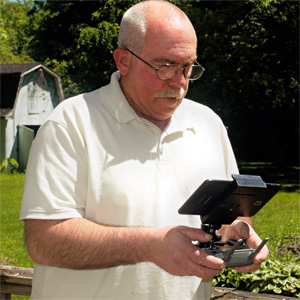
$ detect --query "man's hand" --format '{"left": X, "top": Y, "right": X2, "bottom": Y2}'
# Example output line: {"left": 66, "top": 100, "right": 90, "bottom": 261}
{"left": 218, "top": 218, "right": 269, "bottom": 273}
{"left": 149, "top": 226, "right": 226, "bottom": 278}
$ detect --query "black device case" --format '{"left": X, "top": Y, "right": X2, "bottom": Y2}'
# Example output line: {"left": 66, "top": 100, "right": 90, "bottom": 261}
{"left": 178, "top": 174, "right": 281, "bottom": 224}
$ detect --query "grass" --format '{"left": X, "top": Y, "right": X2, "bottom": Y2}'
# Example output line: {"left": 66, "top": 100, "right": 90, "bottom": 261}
{"left": 0, "top": 162, "right": 299, "bottom": 299}
{"left": 252, "top": 191, "right": 299, "bottom": 260}
{"left": 238, "top": 162, "right": 300, "bottom": 261}
{"left": 0, "top": 172, "right": 30, "bottom": 300}
{"left": 0, "top": 172, "right": 32, "bottom": 268}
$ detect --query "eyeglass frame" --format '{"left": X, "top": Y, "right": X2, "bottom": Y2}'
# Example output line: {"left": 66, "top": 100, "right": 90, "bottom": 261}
{"left": 126, "top": 48, "right": 205, "bottom": 81}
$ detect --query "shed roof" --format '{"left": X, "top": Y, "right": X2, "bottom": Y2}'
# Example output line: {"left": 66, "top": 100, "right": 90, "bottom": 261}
{"left": 0, "top": 62, "right": 41, "bottom": 74}
{"left": 0, "top": 63, "right": 64, "bottom": 118}
{"left": 0, "top": 63, "right": 42, "bottom": 110}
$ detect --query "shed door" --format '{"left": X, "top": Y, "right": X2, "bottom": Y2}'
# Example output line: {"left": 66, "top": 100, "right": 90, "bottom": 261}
{"left": 18, "top": 125, "right": 37, "bottom": 170}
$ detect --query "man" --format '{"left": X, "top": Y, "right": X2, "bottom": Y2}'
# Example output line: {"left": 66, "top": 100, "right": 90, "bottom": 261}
{"left": 20, "top": 1, "right": 268, "bottom": 299}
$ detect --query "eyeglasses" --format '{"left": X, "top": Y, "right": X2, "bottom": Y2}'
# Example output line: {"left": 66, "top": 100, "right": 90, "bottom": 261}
{"left": 126, "top": 49, "right": 205, "bottom": 81}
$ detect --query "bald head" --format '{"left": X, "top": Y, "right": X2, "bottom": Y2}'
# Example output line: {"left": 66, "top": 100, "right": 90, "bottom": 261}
{"left": 118, "top": 0, "right": 197, "bottom": 53}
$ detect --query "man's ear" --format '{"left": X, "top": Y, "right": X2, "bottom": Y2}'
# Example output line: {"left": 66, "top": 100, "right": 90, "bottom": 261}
{"left": 113, "top": 48, "right": 131, "bottom": 76}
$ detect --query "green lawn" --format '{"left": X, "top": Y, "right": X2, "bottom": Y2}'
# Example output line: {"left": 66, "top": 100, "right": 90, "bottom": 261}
{"left": 0, "top": 172, "right": 32, "bottom": 268}
{"left": 238, "top": 162, "right": 300, "bottom": 261}
{"left": 252, "top": 191, "right": 299, "bottom": 260}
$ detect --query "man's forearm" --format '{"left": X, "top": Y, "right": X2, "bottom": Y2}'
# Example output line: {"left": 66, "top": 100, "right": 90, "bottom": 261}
{"left": 25, "top": 218, "right": 156, "bottom": 269}
{"left": 25, "top": 218, "right": 227, "bottom": 279}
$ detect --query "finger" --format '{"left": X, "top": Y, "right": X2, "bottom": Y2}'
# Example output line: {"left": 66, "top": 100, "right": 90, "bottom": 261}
{"left": 245, "top": 233, "right": 269, "bottom": 264}
{"left": 222, "top": 220, "right": 251, "bottom": 242}
{"left": 182, "top": 227, "right": 213, "bottom": 243}
{"left": 252, "top": 244, "right": 269, "bottom": 264}
{"left": 233, "top": 263, "right": 261, "bottom": 273}
{"left": 185, "top": 258, "right": 224, "bottom": 278}
{"left": 189, "top": 247, "right": 226, "bottom": 270}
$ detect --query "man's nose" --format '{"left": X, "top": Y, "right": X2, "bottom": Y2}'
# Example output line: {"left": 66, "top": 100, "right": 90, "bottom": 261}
{"left": 168, "top": 69, "right": 188, "bottom": 88}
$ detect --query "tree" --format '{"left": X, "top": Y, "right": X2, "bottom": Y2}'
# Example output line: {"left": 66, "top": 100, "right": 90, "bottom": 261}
{"left": 0, "top": 0, "right": 34, "bottom": 63}
{"left": 23, "top": 0, "right": 299, "bottom": 163}
{"left": 28, "top": 0, "right": 138, "bottom": 98}
{"left": 180, "top": 0, "right": 299, "bottom": 163}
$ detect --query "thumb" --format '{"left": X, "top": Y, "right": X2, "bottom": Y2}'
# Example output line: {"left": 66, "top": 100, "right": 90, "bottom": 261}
{"left": 234, "top": 220, "right": 251, "bottom": 239}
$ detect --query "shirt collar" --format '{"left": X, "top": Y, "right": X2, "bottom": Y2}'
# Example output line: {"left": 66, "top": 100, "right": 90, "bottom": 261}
{"left": 101, "top": 71, "right": 201, "bottom": 133}
{"left": 166, "top": 98, "right": 202, "bottom": 134}
{"left": 101, "top": 72, "right": 137, "bottom": 124}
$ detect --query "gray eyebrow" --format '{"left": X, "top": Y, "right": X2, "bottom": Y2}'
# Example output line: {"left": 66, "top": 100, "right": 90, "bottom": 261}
{"left": 152, "top": 56, "right": 198, "bottom": 66}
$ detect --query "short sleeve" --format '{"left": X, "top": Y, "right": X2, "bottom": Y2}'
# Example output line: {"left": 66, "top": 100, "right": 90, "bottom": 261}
{"left": 20, "top": 119, "right": 88, "bottom": 221}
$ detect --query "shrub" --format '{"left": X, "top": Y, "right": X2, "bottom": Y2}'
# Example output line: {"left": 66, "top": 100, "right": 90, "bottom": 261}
{"left": 213, "top": 260, "right": 300, "bottom": 298}
{"left": 0, "top": 158, "right": 19, "bottom": 173}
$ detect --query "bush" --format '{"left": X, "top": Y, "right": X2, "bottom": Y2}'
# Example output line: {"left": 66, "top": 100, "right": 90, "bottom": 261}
{"left": 0, "top": 158, "right": 19, "bottom": 174}
{"left": 213, "top": 259, "right": 300, "bottom": 298}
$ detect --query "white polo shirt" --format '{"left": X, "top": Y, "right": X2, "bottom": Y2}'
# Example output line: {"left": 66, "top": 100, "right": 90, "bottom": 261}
{"left": 20, "top": 71, "right": 238, "bottom": 299}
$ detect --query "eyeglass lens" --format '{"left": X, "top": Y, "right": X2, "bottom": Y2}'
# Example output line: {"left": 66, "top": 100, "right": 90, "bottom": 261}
{"left": 157, "top": 65, "right": 204, "bottom": 81}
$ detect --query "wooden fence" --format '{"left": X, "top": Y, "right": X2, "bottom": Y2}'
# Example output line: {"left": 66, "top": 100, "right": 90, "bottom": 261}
{"left": 0, "top": 266, "right": 32, "bottom": 299}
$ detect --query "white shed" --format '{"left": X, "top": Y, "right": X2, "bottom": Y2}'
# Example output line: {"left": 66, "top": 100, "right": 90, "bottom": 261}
{"left": 0, "top": 63, "right": 64, "bottom": 170}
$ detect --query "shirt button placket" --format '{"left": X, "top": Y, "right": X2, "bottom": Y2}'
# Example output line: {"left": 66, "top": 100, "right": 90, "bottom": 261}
{"left": 158, "top": 133, "right": 170, "bottom": 164}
